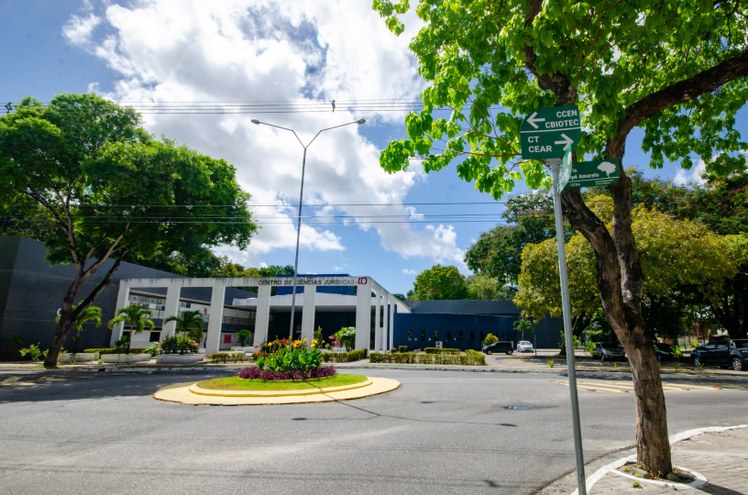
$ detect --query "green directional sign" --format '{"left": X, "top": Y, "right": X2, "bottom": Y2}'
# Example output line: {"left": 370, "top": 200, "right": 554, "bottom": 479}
{"left": 564, "top": 159, "right": 621, "bottom": 189}
{"left": 520, "top": 105, "right": 582, "bottom": 159}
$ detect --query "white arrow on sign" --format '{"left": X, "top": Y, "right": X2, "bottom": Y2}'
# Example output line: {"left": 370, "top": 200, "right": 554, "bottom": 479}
{"left": 554, "top": 133, "right": 574, "bottom": 150}
{"left": 526, "top": 111, "right": 546, "bottom": 129}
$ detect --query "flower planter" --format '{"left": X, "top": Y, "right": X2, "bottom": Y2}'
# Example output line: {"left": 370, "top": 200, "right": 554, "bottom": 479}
{"left": 100, "top": 353, "right": 152, "bottom": 364}
{"left": 156, "top": 353, "right": 204, "bottom": 364}
{"left": 57, "top": 352, "right": 98, "bottom": 363}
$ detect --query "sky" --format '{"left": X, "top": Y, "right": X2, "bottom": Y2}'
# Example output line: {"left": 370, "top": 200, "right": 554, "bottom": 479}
{"left": 1, "top": 0, "right": 746, "bottom": 296}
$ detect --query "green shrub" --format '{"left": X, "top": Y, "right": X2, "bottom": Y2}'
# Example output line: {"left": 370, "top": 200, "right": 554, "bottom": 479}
{"left": 255, "top": 338, "right": 326, "bottom": 373}
{"left": 84, "top": 347, "right": 116, "bottom": 354}
{"left": 424, "top": 347, "right": 460, "bottom": 354}
{"left": 483, "top": 333, "right": 499, "bottom": 346}
{"left": 369, "top": 350, "right": 484, "bottom": 366}
{"left": 19, "top": 343, "right": 48, "bottom": 363}
{"left": 322, "top": 348, "right": 367, "bottom": 363}
{"left": 160, "top": 336, "right": 199, "bottom": 354}
{"left": 208, "top": 352, "right": 245, "bottom": 363}
{"left": 398, "top": 345, "right": 409, "bottom": 353}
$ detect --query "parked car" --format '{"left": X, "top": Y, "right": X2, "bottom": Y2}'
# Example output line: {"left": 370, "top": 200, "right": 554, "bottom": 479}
{"left": 591, "top": 342, "right": 626, "bottom": 361}
{"left": 482, "top": 341, "right": 514, "bottom": 355}
{"left": 516, "top": 340, "right": 534, "bottom": 353}
{"left": 691, "top": 338, "right": 748, "bottom": 371}
{"left": 654, "top": 342, "right": 675, "bottom": 362}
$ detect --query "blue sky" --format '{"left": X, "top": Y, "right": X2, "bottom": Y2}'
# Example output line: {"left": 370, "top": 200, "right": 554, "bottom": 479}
{"left": 2, "top": 1, "right": 746, "bottom": 296}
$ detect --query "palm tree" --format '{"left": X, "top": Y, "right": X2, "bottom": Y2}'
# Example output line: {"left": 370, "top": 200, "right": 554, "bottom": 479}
{"left": 164, "top": 310, "right": 205, "bottom": 347}
{"left": 56, "top": 303, "right": 102, "bottom": 353}
{"left": 107, "top": 305, "right": 155, "bottom": 354}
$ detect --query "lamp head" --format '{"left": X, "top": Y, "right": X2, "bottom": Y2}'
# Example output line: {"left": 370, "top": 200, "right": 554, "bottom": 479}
{"left": 356, "top": 119, "right": 366, "bottom": 124}
{"left": 251, "top": 119, "right": 260, "bottom": 125}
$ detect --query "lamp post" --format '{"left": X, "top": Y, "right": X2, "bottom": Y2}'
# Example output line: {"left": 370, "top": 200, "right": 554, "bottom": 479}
{"left": 250, "top": 118, "right": 366, "bottom": 342}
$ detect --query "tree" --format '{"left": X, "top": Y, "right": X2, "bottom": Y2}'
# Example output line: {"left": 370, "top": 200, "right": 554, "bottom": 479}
{"left": 0, "top": 94, "right": 256, "bottom": 369}
{"left": 107, "top": 305, "right": 155, "bottom": 355}
{"left": 164, "top": 310, "right": 206, "bottom": 346}
{"left": 515, "top": 204, "right": 738, "bottom": 338}
{"left": 374, "top": 0, "right": 748, "bottom": 475}
{"left": 412, "top": 264, "right": 469, "bottom": 300}
{"left": 56, "top": 303, "right": 103, "bottom": 354}
{"left": 513, "top": 318, "right": 534, "bottom": 341}
{"left": 465, "top": 192, "right": 557, "bottom": 290}
{"left": 465, "top": 274, "right": 509, "bottom": 300}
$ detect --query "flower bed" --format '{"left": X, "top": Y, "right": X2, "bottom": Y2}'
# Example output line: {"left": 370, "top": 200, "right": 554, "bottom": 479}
{"left": 240, "top": 338, "right": 336, "bottom": 381}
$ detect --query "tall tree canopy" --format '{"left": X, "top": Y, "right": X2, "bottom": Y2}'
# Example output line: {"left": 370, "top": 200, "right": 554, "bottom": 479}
{"left": 374, "top": 0, "right": 748, "bottom": 476}
{"left": 0, "top": 93, "right": 256, "bottom": 368}
{"left": 412, "top": 264, "right": 469, "bottom": 300}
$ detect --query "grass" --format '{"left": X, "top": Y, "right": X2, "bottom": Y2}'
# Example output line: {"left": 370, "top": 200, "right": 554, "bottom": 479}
{"left": 197, "top": 373, "right": 368, "bottom": 391}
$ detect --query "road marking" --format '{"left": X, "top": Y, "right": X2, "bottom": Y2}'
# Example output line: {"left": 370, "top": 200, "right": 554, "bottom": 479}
{"left": 553, "top": 379, "right": 723, "bottom": 394}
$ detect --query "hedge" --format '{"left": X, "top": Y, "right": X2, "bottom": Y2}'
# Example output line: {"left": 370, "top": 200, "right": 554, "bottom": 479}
{"left": 207, "top": 352, "right": 246, "bottom": 363}
{"left": 370, "top": 349, "right": 485, "bottom": 366}
{"left": 423, "top": 347, "right": 461, "bottom": 354}
{"left": 84, "top": 347, "right": 149, "bottom": 354}
{"left": 322, "top": 349, "right": 368, "bottom": 363}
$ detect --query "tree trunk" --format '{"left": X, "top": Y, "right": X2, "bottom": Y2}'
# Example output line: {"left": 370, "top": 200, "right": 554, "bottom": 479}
{"left": 562, "top": 175, "right": 673, "bottom": 476}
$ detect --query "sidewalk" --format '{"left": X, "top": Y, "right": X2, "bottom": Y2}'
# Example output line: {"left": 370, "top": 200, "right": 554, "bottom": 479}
{"left": 537, "top": 425, "right": 748, "bottom": 495}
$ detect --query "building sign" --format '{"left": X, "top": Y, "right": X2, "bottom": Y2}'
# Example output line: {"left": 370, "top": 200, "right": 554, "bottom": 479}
{"left": 256, "top": 276, "right": 368, "bottom": 287}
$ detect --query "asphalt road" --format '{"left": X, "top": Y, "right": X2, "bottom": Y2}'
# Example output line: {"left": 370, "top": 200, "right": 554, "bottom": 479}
{"left": 0, "top": 367, "right": 746, "bottom": 495}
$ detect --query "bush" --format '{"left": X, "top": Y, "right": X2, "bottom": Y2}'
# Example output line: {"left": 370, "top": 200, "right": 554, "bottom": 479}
{"left": 398, "top": 345, "right": 409, "bottom": 353}
{"left": 208, "top": 352, "right": 245, "bottom": 363}
{"left": 160, "top": 336, "right": 199, "bottom": 354}
{"left": 322, "top": 349, "right": 368, "bottom": 363}
{"left": 237, "top": 365, "right": 337, "bottom": 381}
{"left": 424, "top": 347, "right": 460, "bottom": 354}
{"left": 84, "top": 347, "right": 116, "bottom": 354}
{"left": 369, "top": 350, "right": 485, "bottom": 366}
{"left": 255, "top": 338, "right": 325, "bottom": 373}
{"left": 483, "top": 333, "right": 499, "bottom": 346}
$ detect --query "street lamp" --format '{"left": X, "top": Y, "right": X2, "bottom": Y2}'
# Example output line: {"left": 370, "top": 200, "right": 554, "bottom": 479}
{"left": 250, "top": 117, "right": 366, "bottom": 342}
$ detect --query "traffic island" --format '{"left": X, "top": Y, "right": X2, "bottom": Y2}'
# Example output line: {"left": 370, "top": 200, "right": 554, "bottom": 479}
{"left": 153, "top": 376, "right": 400, "bottom": 406}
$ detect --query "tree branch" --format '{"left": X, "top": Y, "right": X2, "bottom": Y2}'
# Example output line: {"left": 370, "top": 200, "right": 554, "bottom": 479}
{"left": 608, "top": 47, "right": 748, "bottom": 156}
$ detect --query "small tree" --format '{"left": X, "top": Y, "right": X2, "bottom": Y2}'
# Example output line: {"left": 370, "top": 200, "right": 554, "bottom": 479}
{"left": 513, "top": 318, "right": 534, "bottom": 341}
{"left": 164, "top": 310, "right": 205, "bottom": 347}
{"left": 107, "top": 305, "right": 155, "bottom": 354}
{"left": 56, "top": 303, "right": 102, "bottom": 353}
{"left": 334, "top": 327, "right": 356, "bottom": 352}
{"left": 236, "top": 329, "right": 252, "bottom": 347}
{"left": 482, "top": 333, "right": 499, "bottom": 347}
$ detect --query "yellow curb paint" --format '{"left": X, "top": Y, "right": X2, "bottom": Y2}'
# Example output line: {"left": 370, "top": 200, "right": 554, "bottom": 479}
{"left": 188, "top": 379, "right": 374, "bottom": 398}
{"left": 153, "top": 377, "right": 400, "bottom": 406}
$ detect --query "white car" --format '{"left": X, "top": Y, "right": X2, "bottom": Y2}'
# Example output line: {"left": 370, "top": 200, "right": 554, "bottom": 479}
{"left": 516, "top": 341, "right": 534, "bottom": 353}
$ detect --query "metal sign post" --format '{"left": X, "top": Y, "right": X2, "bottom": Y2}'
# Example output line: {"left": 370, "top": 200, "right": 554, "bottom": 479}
{"left": 550, "top": 153, "right": 587, "bottom": 495}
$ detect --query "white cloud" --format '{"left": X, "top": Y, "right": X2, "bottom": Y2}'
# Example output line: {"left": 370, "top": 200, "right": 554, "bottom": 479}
{"left": 62, "top": 13, "right": 101, "bottom": 46}
{"left": 673, "top": 159, "right": 707, "bottom": 186}
{"left": 71, "top": 0, "right": 464, "bottom": 270}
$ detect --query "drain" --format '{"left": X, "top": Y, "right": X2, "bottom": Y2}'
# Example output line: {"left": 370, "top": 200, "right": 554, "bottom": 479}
{"left": 504, "top": 405, "right": 529, "bottom": 411}
{"left": 291, "top": 417, "right": 308, "bottom": 421}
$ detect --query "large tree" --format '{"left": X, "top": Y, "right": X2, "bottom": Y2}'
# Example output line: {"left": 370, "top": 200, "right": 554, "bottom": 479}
{"left": 374, "top": 0, "right": 748, "bottom": 476}
{"left": 0, "top": 94, "right": 256, "bottom": 368}
{"left": 516, "top": 203, "right": 738, "bottom": 338}
{"left": 412, "top": 264, "right": 469, "bottom": 300}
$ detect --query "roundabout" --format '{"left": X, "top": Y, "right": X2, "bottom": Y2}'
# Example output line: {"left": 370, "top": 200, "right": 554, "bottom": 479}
{"left": 153, "top": 376, "right": 400, "bottom": 405}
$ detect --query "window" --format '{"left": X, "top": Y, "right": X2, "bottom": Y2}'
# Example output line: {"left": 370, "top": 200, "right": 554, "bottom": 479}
{"left": 420, "top": 330, "right": 426, "bottom": 342}
{"left": 434, "top": 330, "right": 440, "bottom": 341}
{"left": 407, "top": 330, "right": 413, "bottom": 342}
{"left": 446, "top": 331, "right": 453, "bottom": 341}
{"left": 149, "top": 331, "right": 160, "bottom": 343}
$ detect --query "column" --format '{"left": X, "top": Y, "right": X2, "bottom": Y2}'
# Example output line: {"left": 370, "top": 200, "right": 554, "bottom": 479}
{"left": 301, "top": 286, "right": 316, "bottom": 343}
{"left": 374, "top": 291, "right": 383, "bottom": 351}
{"left": 160, "top": 282, "right": 181, "bottom": 339}
{"left": 110, "top": 281, "right": 131, "bottom": 346}
{"left": 253, "top": 284, "right": 271, "bottom": 346}
{"left": 355, "top": 280, "right": 371, "bottom": 351}
{"left": 205, "top": 282, "right": 226, "bottom": 355}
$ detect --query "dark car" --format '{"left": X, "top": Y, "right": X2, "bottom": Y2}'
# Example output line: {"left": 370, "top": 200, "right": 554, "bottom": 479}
{"left": 691, "top": 338, "right": 748, "bottom": 371}
{"left": 482, "top": 341, "right": 514, "bottom": 355}
{"left": 592, "top": 342, "right": 626, "bottom": 361}
{"left": 654, "top": 342, "right": 675, "bottom": 362}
